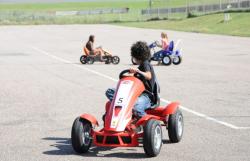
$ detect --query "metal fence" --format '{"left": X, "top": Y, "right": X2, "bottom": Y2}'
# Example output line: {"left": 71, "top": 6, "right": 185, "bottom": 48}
{"left": 0, "top": 0, "right": 250, "bottom": 25}
{"left": 56, "top": 8, "right": 129, "bottom": 16}
{"left": 142, "top": 0, "right": 250, "bottom": 16}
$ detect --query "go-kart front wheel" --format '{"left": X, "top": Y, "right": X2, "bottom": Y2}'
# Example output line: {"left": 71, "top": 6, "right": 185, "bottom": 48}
{"left": 162, "top": 55, "right": 172, "bottom": 65}
{"left": 143, "top": 119, "right": 162, "bottom": 157}
{"left": 80, "top": 55, "right": 87, "bottom": 64}
{"left": 71, "top": 117, "right": 92, "bottom": 153}
{"left": 168, "top": 109, "right": 184, "bottom": 143}
{"left": 172, "top": 56, "right": 182, "bottom": 65}
{"left": 86, "top": 57, "right": 94, "bottom": 64}
{"left": 112, "top": 56, "right": 120, "bottom": 64}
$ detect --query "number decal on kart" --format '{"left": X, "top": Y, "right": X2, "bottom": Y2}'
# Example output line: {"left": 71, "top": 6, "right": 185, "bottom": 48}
{"left": 117, "top": 98, "right": 123, "bottom": 104}
{"left": 114, "top": 80, "right": 133, "bottom": 107}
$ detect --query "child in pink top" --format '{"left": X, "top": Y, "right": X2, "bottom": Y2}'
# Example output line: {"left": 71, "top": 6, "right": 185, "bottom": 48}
{"left": 152, "top": 32, "right": 169, "bottom": 65}
{"left": 157, "top": 32, "right": 169, "bottom": 50}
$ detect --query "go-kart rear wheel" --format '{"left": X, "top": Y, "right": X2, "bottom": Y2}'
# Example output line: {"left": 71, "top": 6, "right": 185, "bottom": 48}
{"left": 86, "top": 57, "right": 94, "bottom": 64}
{"left": 80, "top": 55, "right": 87, "bottom": 64}
{"left": 71, "top": 117, "right": 92, "bottom": 153}
{"left": 162, "top": 55, "right": 172, "bottom": 65}
{"left": 112, "top": 56, "right": 120, "bottom": 64}
{"left": 168, "top": 109, "right": 184, "bottom": 143}
{"left": 172, "top": 56, "right": 182, "bottom": 65}
{"left": 143, "top": 119, "right": 162, "bottom": 157}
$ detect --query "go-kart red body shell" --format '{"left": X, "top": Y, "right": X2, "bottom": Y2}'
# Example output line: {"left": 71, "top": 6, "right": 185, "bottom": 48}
{"left": 80, "top": 76, "right": 179, "bottom": 147}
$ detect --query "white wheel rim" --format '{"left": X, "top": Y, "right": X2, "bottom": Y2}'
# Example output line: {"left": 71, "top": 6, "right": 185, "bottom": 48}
{"left": 82, "top": 125, "right": 91, "bottom": 145}
{"left": 154, "top": 125, "right": 162, "bottom": 150}
{"left": 113, "top": 57, "right": 119, "bottom": 63}
{"left": 163, "top": 57, "right": 170, "bottom": 64}
{"left": 177, "top": 115, "right": 183, "bottom": 137}
{"left": 173, "top": 57, "right": 179, "bottom": 63}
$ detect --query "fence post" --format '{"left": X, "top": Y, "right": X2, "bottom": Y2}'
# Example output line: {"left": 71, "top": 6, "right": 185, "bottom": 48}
{"left": 137, "top": 9, "right": 140, "bottom": 22}
{"left": 203, "top": 1, "right": 206, "bottom": 15}
{"left": 167, "top": 8, "right": 169, "bottom": 19}
{"left": 186, "top": 0, "right": 189, "bottom": 17}
{"left": 157, "top": 8, "right": 159, "bottom": 18}
{"left": 224, "top": 5, "right": 232, "bottom": 22}
{"left": 220, "top": 0, "right": 222, "bottom": 11}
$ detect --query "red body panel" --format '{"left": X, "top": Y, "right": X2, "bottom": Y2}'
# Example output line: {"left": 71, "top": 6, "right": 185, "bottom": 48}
{"left": 136, "top": 114, "right": 162, "bottom": 126}
{"left": 105, "top": 101, "right": 111, "bottom": 112}
{"left": 104, "top": 76, "right": 145, "bottom": 132}
{"left": 80, "top": 113, "right": 99, "bottom": 126}
{"left": 146, "top": 102, "right": 179, "bottom": 116}
{"left": 93, "top": 129, "right": 139, "bottom": 147}
{"left": 162, "top": 102, "right": 179, "bottom": 115}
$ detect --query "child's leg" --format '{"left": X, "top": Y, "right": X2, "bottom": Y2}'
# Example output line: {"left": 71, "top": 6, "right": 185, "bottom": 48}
{"left": 103, "top": 88, "right": 115, "bottom": 124}
{"left": 105, "top": 88, "right": 115, "bottom": 101}
{"left": 134, "top": 94, "right": 151, "bottom": 117}
{"left": 102, "top": 48, "right": 112, "bottom": 56}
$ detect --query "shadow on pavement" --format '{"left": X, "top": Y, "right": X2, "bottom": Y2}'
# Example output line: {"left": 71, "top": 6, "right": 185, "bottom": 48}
{"left": 42, "top": 137, "right": 147, "bottom": 159}
{"left": 43, "top": 137, "right": 74, "bottom": 155}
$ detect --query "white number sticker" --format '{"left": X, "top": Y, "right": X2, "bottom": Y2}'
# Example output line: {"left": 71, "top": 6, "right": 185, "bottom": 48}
{"left": 114, "top": 80, "right": 133, "bottom": 106}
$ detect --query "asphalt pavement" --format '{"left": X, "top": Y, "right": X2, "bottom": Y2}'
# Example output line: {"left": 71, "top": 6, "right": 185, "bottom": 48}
{"left": 0, "top": 25, "right": 250, "bottom": 161}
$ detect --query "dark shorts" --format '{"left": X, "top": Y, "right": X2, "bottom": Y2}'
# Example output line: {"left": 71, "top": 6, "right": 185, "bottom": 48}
{"left": 89, "top": 51, "right": 95, "bottom": 55}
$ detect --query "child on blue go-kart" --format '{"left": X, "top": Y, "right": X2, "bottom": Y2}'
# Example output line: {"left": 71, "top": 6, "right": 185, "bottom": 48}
{"left": 153, "top": 32, "right": 182, "bottom": 65}
{"left": 106, "top": 41, "right": 160, "bottom": 117}
{"left": 132, "top": 32, "right": 182, "bottom": 66}
{"left": 155, "top": 32, "right": 169, "bottom": 57}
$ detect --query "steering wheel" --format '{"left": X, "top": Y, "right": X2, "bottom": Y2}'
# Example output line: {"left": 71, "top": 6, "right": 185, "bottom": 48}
{"left": 119, "top": 69, "right": 147, "bottom": 85}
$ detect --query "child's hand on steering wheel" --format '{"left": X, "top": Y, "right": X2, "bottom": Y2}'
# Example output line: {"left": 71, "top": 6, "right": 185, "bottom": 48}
{"left": 129, "top": 67, "right": 139, "bottom": 74}
{"left": 155, "top": 40, "right": 160, "bottom": 46}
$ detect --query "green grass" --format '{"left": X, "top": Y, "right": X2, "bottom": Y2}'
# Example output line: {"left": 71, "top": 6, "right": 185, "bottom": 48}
{"left": 0, "top": 2, "right": 146, "bottom": 11}
{"left": 0, "top": 0, "right": 225, "bottom": 11}
{"left": 114, "top": 12, "right": 250, "bottom": 37}
{"left": 0, "top": 1, "right": 249, "bottom": 37}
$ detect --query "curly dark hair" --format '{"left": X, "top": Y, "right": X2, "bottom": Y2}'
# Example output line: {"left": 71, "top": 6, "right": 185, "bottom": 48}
{"left": 131, "top": 41, "right": 151, "bottom": 62}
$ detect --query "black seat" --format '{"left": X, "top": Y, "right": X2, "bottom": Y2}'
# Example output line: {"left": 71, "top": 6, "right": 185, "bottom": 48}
{"left": 144, "top": 80, "right": 160, "bottom": 109}
{"left": 151, "top": 80, "right": 160, "bottom": 108}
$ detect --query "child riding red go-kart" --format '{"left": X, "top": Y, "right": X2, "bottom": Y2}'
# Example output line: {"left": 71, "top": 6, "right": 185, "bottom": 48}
{"left": 71, "top": 69, "right": 184, "bottom": 157}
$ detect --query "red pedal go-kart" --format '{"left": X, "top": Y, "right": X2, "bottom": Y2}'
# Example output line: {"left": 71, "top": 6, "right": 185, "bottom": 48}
{"left": 71, "top": 70, "right": 184, "bottom": 157}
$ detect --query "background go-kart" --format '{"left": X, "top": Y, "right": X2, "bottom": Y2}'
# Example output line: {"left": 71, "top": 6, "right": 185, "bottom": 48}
{"left": 0, "top": 24, "right": 250, "bottom": 161}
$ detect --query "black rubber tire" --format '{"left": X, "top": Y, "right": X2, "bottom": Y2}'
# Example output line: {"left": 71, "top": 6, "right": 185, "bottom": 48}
{"left": 112, "top": 56, "right": 120, "bottom": 65}
{"left": 80, "top": 55, "right": 87, "bottom": 64}
{"left": 143, "top": 119, "right": 162, "bottom": 157}
{"left": 71, "top": 117, "right": 92, "bottom": 153}
{"left": 162, "top": 55, "right": 172, "bottom": 66}
{"left": 131, "top": 57, "right": 137, "bottom": 65}
{"left": 104, "top": 56, "right": 111, "bottom": 64}
{"left": 172, "top": 56, "right": 182, "bottom": 65}
{"left": 168, "top": 109, "right": 184, "bottom": 143}
{"left": 86, "top": 57, "right": 94, "bottom": 64}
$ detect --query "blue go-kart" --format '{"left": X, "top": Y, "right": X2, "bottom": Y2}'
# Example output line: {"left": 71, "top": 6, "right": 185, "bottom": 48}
{"left": 132, "top": 40, "right": 182, "bottom": 66}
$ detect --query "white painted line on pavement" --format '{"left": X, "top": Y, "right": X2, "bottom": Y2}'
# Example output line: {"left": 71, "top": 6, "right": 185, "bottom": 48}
{"left": 161, "top": 98, "right": 250, "bottom": 130}
{"left": 31, "top": 46, "right": 250, "bottom": 130}
{"left": 32, "top": 46, "right": 118, "bottom": 82}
